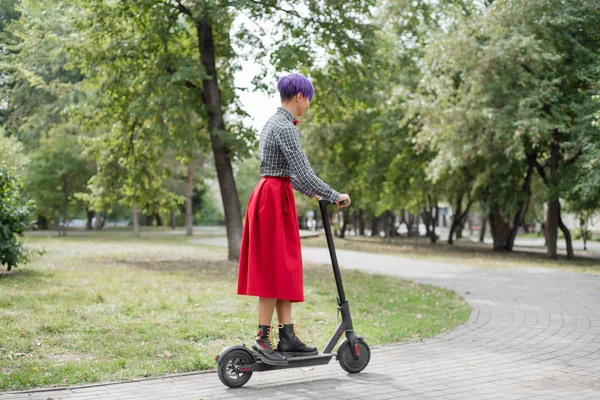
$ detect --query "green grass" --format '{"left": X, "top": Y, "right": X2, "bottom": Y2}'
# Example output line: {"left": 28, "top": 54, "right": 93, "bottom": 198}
{"left": 0, "top": 233, "right": 470, "bottom": 391}
{"left": 301, "top": 235, "right": 600, "bottom": 275}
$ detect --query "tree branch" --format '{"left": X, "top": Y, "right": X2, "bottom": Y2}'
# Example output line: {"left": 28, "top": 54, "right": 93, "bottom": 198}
{"left": 175, "top": 0, "right": 193, "bottom": 16}
{"left": 565, "top": 149, "right": 583, "bottom": 167}
{"left": 126, "top": 118, "right": 140, "bottom": 164}
{"left": 165, "top": 65, "right": 201, "bottom": 91}
{"left": 247, "top": 0, "right": 304, "bottom": 20}
{"left": 534, "top": 158, "right": 549, "bottom": 186}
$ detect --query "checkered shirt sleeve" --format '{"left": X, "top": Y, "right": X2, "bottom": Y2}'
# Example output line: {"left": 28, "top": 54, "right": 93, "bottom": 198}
{"left": 259, "top": 108, "right": 340, "bottom": 204}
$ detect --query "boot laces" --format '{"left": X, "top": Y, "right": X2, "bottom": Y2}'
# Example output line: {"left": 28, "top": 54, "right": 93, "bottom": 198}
{"left": 293, "top": 324, "right": 305, "bottom": 343}
{"left": 267, "top": 326, "right": 277, "bottom": 349}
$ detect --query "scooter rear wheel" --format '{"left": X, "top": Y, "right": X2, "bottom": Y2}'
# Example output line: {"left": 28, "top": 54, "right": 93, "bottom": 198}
{"left": 217, "top": 348, "right": 254, "bottom": 388}
{"left": 338, "top": 338, "right": 371, "bottom": 373}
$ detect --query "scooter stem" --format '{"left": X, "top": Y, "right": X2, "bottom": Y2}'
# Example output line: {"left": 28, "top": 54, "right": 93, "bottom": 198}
{"left": 318, "top": 200, "right": 347, "bottom": 303}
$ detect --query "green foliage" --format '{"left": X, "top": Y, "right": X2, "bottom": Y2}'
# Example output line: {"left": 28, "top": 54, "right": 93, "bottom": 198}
{"left": 410, "top": 0, "right": 600, "bottom": 249}
{"left": 25, "top": 128, "right": 92, "bottom": 228}
{"left": 0, "top": 168, "right": 33, "bottom": 271}
{"left": 193, "top": 190, "right": 224, "bottom": 226}
{"left": 0, "top": 128, "right": 28, "bottom": 173}
{"left": 234, "top": 156, "right": 260, "bottom": 216}
{"left": 0, "top": 134, "right": 33, "bottom": 271}
{"left": 62, "top": 0, "right": 232, "bottom": 217}
{"left": 0, "top": 0, "right": 85, "bottom": 149}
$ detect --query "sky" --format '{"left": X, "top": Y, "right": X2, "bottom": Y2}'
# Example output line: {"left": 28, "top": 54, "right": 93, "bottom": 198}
{"left": 233, "top": 61, "right": 280, "bottom": 133}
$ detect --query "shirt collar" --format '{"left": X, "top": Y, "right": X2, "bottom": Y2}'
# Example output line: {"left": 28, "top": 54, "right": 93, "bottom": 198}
{"left": 277, "top": 107, "right": 294, "bottom": 123}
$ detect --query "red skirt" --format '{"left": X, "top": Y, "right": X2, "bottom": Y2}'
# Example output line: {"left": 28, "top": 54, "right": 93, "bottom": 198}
{"left": 237, "top": 176, "right": 304, "bottom": 302}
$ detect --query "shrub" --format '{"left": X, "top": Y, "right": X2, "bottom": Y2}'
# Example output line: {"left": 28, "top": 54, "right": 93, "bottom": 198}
{"left": 0, "top": 167, "right": 33, "bottom": 271}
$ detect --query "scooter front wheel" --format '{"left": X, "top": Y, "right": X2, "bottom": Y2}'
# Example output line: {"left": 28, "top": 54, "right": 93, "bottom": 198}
{"left": 338, "top": 338, "right": 371, "bottom": 373}
{"left": 217, "top": 348, "right": 254, "bottom": 388}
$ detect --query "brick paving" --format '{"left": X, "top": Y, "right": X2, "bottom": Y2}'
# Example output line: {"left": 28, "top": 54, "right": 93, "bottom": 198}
{"left": 2, "top": 245, "right": 599, "bottom": 399}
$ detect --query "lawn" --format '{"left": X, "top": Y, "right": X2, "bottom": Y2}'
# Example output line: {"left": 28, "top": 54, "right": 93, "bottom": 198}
{"left": 301, "top": 235, "right": 600, "bottom": 275}
{"left": 0, "top": 232, "right": 470, "bottom": 390}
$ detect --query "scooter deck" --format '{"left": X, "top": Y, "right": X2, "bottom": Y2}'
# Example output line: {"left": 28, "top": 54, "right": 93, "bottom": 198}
{"left": 243, "top": 351, "right": 335, "bottom": 372}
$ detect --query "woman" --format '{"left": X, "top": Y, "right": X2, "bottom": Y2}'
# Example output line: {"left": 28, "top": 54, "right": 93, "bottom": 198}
{"left": 237, "top": 73, "right": 351, "bottom": 365}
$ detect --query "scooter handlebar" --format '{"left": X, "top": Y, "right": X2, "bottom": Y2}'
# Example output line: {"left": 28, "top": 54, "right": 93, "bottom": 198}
{"left": 319, "top": 199, "right": 350, "bottom": 206}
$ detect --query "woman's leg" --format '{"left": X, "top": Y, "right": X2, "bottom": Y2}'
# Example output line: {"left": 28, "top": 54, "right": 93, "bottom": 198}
{"left": 276, "top": 299, "right": 318, "bottom": 356}
{"left": 253, "top": 297, "right": 287, "bottom": 365}
{"left": 276, "top": 299, "right": 292, "bottom": 324}
{"left": 258, "top": 297, "right": 277, "bottom": 325}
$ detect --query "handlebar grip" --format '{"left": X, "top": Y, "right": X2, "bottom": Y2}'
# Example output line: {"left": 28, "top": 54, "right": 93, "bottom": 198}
{"left": 318, "top": 199, "right": 350, "bottom": 206}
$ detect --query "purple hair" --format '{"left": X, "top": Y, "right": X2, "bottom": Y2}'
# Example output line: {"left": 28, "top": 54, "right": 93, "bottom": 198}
{"left": 277, "top": 73, "right": 315, "bottom": 102}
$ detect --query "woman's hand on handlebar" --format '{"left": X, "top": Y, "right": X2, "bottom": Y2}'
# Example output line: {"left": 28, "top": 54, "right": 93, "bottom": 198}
{"left": 337, "top": 193, "right": 351, "bottom": 207}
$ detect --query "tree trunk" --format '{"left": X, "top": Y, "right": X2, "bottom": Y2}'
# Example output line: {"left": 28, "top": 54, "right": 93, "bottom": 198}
{"left": 448, "top": 194, "right": 463, "bottom": 245}
{"left": 61, "top": 187, "right": 68, "bottom": 236}
{"left": 557, "top": 203, "right": 574, "bottom": 259}
{"left": 155, "top": 213, "right": 163, "bottom": 226}
{"left": 388, "top": 212, "right": 396, "bottom": 238}
{"left": 422, "top": 206, "right": 437, "bottom": 244}
{"left": 358, "top": 208, "right": 365, "bottom": 236}
{"left": 370, "top": 215, "right": 379, "bottom": 237}
{"left": 339, "top": 209, "right": 349, "bottom": 238}
{"left": 580, "top": 216, "right": 587, "bottom": 251}
{"left": 479, "top": 218, "right": 487, "bottom": 243}
{"left": 545, "top": 140, "right": 561, "bottom": 258}
{"left": 406, "top": 213, "right": 416, "bottom": 237}
{"left": 547, "top": 200, "right": 559, "bottom": 258}
{"left": 489, "top": 203, "right": 511, "bottom": 251}
{"left": 456, "top": 219, "right": 465, "bottom": 239}
{"left": 61, "top": 205, "right": 67, "bottom": 236}
{"left": 186, "top": 163, "right": 194, "bottom": 236}
{"left": 37, "top": 215, "right": 48, "bottom": 230}
{"left": 86, "top": 209, "right": 94, "bottom": 230}
{"left": 422, "top": 211, "right": 431, "bottom": 240}
{"left": 432, "top": 206, "right": 439, "bottom": 243}
{"left": 381, "top": 211, "right": 389, "bottom": 238}
{"left": 197, "top": 21, "right": 242, "bottom": 261}
{"left": 455, "top": 199, "right": 473, "bottom": 240}
{"left": 170, "top": 209, "right": 176, "bottom": 230}
{"left": 94, "top": 211, "right": 102, "bottom": 230}
{"left": 133, "top": 205, "right": 140, "bottom": 238}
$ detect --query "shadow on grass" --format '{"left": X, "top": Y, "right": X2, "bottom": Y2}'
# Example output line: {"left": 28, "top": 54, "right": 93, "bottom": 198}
{"left": 0, "top": 267, "right": 48, "bottom": 281}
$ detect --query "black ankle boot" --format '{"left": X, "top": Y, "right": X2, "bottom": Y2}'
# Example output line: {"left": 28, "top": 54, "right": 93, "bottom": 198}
{"left": 277, "top": 323, "right": 318, "bottom": 357}
{"left": 252, "top": 325, "right": 288, "bottom": 365}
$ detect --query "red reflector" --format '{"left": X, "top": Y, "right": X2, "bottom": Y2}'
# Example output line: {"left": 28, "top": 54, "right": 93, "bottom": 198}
{"left": 215, "top": 355, "right": 219, "bottom": 362}
{"left": 238, "top": 367, "right": 252, "bottom": 372}
{"left": 338, "top": 331, "right": 343, "bottom": 336}
{"left": 354, "top": 344, "right": 360, "bottom": 356}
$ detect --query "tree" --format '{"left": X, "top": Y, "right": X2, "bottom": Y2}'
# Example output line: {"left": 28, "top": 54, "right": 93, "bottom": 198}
{"left": 66, "top": 0, "right": 377, "bottom": 260}
{"left": 410, "top": 0, "right": 600, "bottom": 253}
{"left": 0, "top": 0, "right": 22, "bottom": 127}
{"left": 1, "top": 0, "right": 97, "bottom": 231}
{"left": 519, "top": 0, "right": 600, "bottom": 259}
{"left": 564, "top": 111, "right": 600, "bottom": 251}
{"left": 0, "top": 131, "right": 33, "bottom": 271}
{"left": 25, "top": 128, "right": 91, "bottom": 235}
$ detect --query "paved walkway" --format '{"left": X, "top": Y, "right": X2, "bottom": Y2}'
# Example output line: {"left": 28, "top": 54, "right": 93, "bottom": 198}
{"left": 3, "top": 244, "right": 599, "bottom": 400}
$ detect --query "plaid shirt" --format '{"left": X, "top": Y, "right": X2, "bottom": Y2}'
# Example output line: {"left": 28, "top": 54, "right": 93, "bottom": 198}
{"left": 259, "top": 107, "right": 340, "bottom": 203}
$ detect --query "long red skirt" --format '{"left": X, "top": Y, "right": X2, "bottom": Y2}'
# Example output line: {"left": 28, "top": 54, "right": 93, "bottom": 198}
{"left": 237, "top": 176, "right": 304, "bottom": 302}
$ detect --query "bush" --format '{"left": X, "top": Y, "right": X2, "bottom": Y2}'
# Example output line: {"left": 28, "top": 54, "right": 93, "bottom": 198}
{"left": 0, "top": 167, "right": 33, "bottom": 271}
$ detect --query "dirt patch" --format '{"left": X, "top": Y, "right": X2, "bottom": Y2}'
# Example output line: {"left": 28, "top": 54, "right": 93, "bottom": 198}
{"left": 108, "top": 258, "right": 239, "bottom": 277}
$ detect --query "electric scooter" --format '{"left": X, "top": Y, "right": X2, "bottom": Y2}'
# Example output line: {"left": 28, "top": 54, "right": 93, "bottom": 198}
{"left": 216, "top": 199, "right": 371, "bottom": 388}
